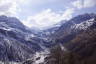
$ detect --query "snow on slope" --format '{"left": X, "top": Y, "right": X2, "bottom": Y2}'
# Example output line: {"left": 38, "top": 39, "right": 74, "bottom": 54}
{"left": 72, "top": 18, "right": 96, "bottom": 30}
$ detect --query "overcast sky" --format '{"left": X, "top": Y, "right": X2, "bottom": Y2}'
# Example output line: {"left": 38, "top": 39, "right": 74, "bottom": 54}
{"left": 0, "top": 0, "right": 96, "bottom": 29}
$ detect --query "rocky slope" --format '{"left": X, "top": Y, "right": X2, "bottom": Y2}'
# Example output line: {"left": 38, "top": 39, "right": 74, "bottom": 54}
{"left": 48, "top": 13, "right": 96, "bottom": 44}
{"left": 0, "top": 13, "right": 96, "bottom": 64}
{"left": 40, "top": 13, "right": 96, "bottom": 64}
{"left": 0, "top": 15, "right": 44, "bottom": 62}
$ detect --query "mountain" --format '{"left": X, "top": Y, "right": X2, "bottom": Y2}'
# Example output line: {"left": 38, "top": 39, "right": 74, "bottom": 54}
{"left": 30, "top": 13, "right": 96, "bottom": 49}
{"left": 0, "top": 13, "right": 96, "bottom": 64}
{"left": 48, "top": 13, "right": 96, "bottom": 43}
{"left": 45, "top": 13, "right": 96, "bottom": 64}
{"left": 38, "top": 13, "right": 96, "bottom": 64}
{"left": 0, "top": 15, "right": 44, "bottom": 62}
{"left": 0, "top": 15, "right": 64, "bottom": 63}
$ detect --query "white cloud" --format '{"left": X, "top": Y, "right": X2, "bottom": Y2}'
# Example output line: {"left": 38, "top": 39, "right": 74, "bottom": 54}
{"left": 72, "top": 0, "right": 83, "bottom": 9}
{"left": 0, "top": 0, "right": 25, "bottom": 16}
{"left": 84, "top": 0, "right": 96, "bottom": 8}
{"left": 1, "top": 0, "right": 95, "bottom": 30}
{"left": 72, "top": 0, "right": 96, "bottom": 9}
{"left": 0, "top": 0, "right": 75, "bottom": 29}
{"left": 23, "top": 8, "right": 75, "bottom": 29}
{"left": 62, "top": 8, "right": 75, "bottom": 20}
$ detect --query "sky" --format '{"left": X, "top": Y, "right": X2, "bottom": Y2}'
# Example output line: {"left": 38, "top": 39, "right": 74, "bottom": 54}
{"left": 0, "top": 0, "right": 96, "bottom": 30}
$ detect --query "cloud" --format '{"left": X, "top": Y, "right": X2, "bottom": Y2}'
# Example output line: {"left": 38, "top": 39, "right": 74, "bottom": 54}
{"left": 72, "top": 0, "right": 83, "bottom": 9}
{"left": 62, "top": 8, "right": 75, "bottom": 20}
{"left": 0, "top": 0, "right": 25, "bottom": 16}
{"left": 1, "top": 0, "right": 95, "bottom": 30}
{"left": 84, "top": 0, "right": 96, "bottom": 8}
{"left": 23, "top": 8, "right": 75, "bottom": 29}
{"left": 0, "top": 0, "right": 75, "bottom": 29}
{"left": 72, "top": 0, "right": 96, "bottom": 9}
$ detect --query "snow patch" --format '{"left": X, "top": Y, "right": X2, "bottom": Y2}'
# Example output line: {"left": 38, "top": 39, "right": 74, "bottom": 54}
{"left": 33, "top": 50, "right": 49, "bottom": 64}
{"left": 72, "top": 18, "right": 95, "bottom": 30}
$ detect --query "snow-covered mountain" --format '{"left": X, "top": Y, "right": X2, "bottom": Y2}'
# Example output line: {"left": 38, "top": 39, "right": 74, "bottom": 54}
{"left": 0, "top": 15, "right": 45, "bottom": 62}
{"left": 0, "top": 13, "right": 96, "bottom": 64}
{"left": 35, "top": 13, "right": 96, "bottom": 64}
{"left": 47, "top": 13, "right": 96, "bottom": 43}
{"left": 0, "top": 15, "right": 62, "bottom": 63}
